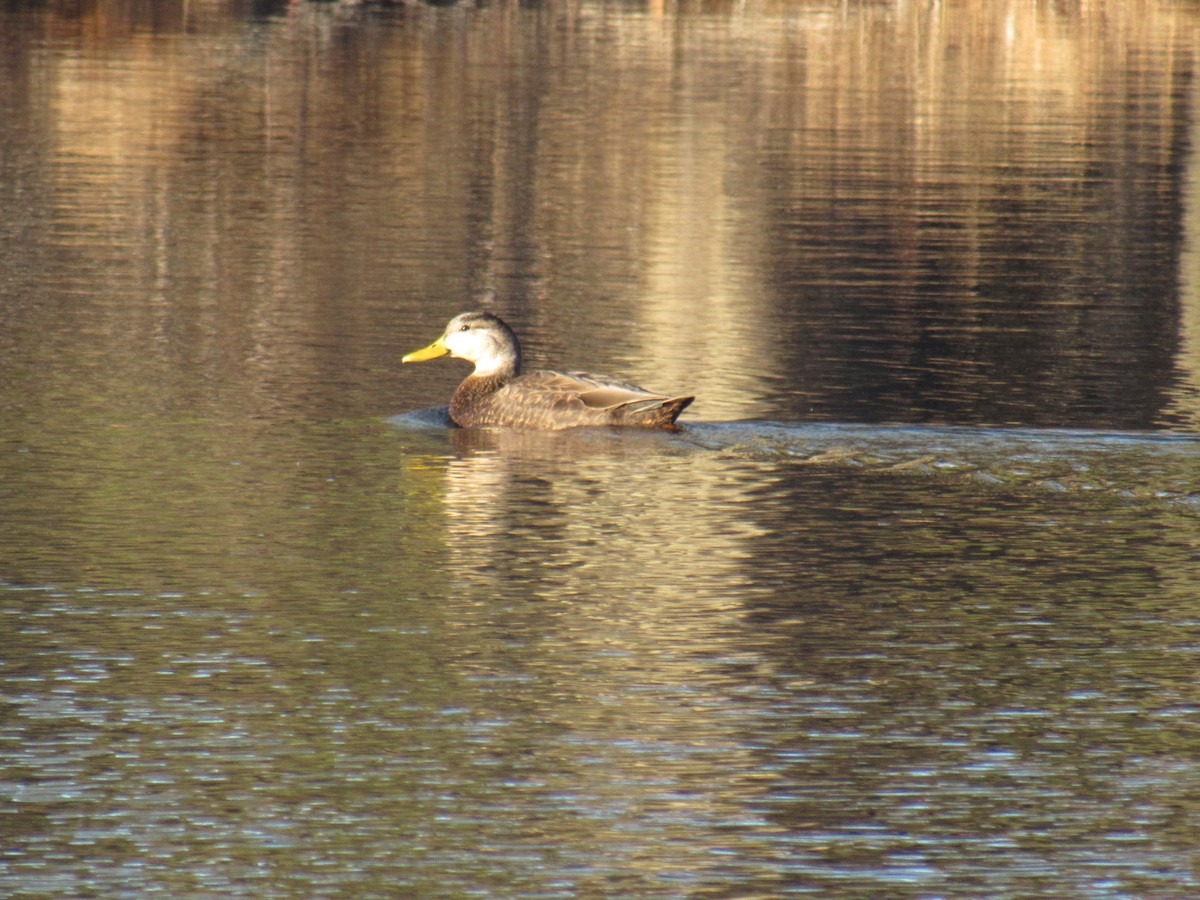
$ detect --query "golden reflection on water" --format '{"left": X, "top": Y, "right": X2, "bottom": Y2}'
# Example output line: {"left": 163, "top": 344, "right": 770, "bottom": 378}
{"left": 1175, "top": 74, "right": 1200, "bottom": 429}
{"left": 433, "top": 430, "right": 790, "bottom": 871}
{"left": 526, "top": 0, "right": 1196, "bottom": 420}
{"left": 437, "top": 429, "right": 771, "bottom": 670}
{"left": 10, "top": 0, "right": 1194, "bottom": 425}
{"left": 439, "top": 427, "right": 767, "bottom": 608}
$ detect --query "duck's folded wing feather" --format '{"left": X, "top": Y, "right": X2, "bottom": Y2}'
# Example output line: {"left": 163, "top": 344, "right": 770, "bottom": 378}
{"left": 514, "top": 371, "right": 669, "bottom": 410}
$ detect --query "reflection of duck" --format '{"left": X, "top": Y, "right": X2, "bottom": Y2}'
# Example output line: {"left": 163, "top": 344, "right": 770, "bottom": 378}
{"left": 403, "top": 312, "right": 695, "bottom": 430}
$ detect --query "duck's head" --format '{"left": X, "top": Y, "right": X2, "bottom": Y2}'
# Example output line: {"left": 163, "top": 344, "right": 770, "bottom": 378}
{"left": 403, "top": 311, "right": 522, "bottom": 378}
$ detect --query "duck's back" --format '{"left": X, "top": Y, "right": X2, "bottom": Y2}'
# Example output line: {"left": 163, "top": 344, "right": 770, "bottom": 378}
{"left": 451, "top": 370, "right": 693, "bottom": 430}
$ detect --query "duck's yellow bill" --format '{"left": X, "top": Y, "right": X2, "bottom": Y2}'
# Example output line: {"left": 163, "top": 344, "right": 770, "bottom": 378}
{"left": 403, "top": 337, "right": 449, "bottom": 363}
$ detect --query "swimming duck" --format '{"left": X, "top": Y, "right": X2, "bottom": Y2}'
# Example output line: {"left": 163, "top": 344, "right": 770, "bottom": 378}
{"left": 403, "top": 311, "right": 694, "bottom": 430}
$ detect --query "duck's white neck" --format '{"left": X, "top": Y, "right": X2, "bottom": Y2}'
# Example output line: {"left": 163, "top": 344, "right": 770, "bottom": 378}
{"left": 471, "top": 357, "right": 513, "bottom": 379}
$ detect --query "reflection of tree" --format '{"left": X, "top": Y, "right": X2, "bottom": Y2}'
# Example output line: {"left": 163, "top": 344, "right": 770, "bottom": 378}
{"left": 7, "top": 0, "right": 1197, "bottom": 431}
{"left": 746, "top": 0, "right": 1191, "bottom": 427}
{"left": 1173, "top": 72, "right": 1200, "bottom": 428}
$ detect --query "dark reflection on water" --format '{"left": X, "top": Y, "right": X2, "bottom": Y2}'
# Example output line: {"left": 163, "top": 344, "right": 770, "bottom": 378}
{"left": 3, "top": 0, "right": 1200, "bottom": 896}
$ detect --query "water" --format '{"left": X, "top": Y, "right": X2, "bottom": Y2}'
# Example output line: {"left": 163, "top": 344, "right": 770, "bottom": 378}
{"left": 3, "top": 0, "right": 1200, "bottom": 896}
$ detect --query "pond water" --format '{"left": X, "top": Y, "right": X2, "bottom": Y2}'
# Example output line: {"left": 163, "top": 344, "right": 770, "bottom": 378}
{"left": 3, "top": 0, "right": 1200, "bottom": 896}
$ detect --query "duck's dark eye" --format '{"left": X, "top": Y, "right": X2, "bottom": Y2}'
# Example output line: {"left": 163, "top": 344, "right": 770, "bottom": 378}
{"left": 460, "top": 324, "right": 470, "bottom": 331}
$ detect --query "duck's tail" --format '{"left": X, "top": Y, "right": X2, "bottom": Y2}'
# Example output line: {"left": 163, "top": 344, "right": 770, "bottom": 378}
{"left": 619, "top": 395, "right": 695, "bottom": 428}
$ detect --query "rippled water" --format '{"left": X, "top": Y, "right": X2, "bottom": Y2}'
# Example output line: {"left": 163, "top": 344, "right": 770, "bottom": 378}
{"left": 3, "top": 0, "right": 1200, "bottom": 896}
{"left": 5, "top": 416, "right": 1200, "bottom": 896}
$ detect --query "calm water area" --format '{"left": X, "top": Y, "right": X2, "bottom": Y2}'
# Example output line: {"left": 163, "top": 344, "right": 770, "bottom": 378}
{"left": 3, "top": 0, "right": 1200, "bottom": 895}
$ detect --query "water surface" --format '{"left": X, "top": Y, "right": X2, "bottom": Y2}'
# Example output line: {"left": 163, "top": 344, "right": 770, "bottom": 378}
{"left": 3, "top": 0, "right": 1200, "bottom": 896}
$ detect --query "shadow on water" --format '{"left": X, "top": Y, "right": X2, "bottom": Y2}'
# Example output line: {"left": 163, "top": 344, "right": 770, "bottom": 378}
{"left": 391, "top": 411, "right": 1200, "bottom": 512}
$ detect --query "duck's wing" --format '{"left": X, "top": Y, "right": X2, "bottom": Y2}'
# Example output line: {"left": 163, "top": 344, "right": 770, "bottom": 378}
{"left": 479, "top": 370, "right": 692, "bottom": 429}
{"left": 520, "top": 370, "right": 672, "bottom": 411}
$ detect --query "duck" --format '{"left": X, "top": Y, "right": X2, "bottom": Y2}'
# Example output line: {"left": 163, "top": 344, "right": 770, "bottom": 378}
{"left": 403, "top": 311, "right": 694, "bottom": 430}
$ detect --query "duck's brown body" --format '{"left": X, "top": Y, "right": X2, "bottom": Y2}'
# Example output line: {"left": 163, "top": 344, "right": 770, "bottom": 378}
{"left": 404, "top": 311, "right": 694, "bottom": 430}
{"left": 450, "top": 371, "right": 694, "bottom": 430}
